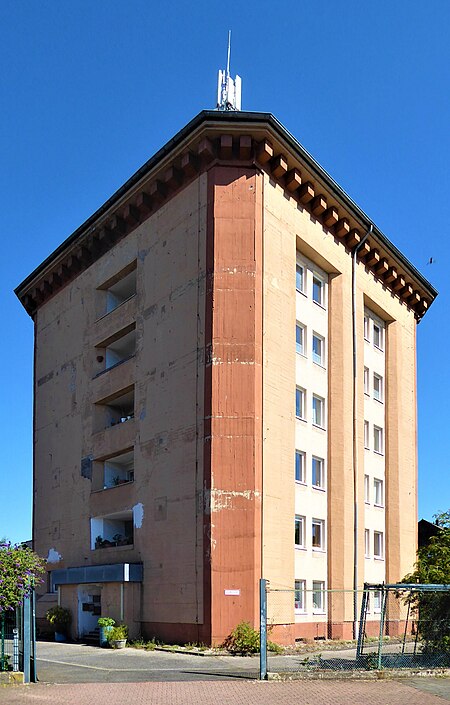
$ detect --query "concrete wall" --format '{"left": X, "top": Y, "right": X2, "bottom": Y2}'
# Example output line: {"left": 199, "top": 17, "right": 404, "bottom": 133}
{"left": 261, "top": 172, "right": 417, "bottom": 640}
{"left": 34, "top": 175, "right": 207, "bottom": 640}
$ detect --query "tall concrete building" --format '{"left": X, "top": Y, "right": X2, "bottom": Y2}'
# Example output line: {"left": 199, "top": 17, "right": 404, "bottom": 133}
{"left": 16, "top": 110, "right": 436, "bottom": 645}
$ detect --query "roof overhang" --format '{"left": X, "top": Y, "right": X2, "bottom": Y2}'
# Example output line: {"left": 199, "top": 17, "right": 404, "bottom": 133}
{"left": 15, "top": 110, "right": 437, "bottom": 319}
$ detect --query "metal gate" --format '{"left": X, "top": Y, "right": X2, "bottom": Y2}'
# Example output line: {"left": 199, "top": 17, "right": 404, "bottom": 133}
{"left": 0, "top": 589, "right": 37, "bottom": 682}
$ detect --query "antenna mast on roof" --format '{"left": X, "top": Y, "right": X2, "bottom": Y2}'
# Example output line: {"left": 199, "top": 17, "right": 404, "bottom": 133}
{"left": 216, "top": 31, "right": 242, "bottom": 111}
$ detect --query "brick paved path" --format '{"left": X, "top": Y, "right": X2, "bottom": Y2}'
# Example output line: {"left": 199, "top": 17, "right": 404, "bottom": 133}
{"left": 0, "top": 679, "right": 449, "bottom": 705}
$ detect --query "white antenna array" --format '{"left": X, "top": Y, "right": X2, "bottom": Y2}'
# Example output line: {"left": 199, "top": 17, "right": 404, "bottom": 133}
{"left": 216, "top": 31, "right": 241, "bottom": 111}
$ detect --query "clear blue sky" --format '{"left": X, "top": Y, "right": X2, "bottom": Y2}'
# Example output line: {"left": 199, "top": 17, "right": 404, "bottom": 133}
{"left": 1, "top": 1, "right": 449, "bottom": 544}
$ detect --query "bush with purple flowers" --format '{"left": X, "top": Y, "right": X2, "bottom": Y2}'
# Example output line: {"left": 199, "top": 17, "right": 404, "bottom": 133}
{"left": 0, "top": 541, "right": 45, "bottom": 612}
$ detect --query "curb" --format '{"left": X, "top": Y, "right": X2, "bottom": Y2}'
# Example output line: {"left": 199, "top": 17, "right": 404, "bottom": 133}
{"left": 0, "top": 672, "right": 24, "bottom": 686}
{"left": 268, "top": 668, "right": 450, "bottom": 681}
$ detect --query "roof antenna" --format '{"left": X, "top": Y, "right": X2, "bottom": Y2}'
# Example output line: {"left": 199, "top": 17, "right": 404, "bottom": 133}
{"left": 216, "top": 31, "right": 242, "bottom": 111}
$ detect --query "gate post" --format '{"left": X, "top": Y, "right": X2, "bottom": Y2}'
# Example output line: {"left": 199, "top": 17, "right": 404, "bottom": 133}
{"left": 259, "top": 578, "right": 267, "bottom": 680}
{"left": 23, "top": 594, "right": 31, "bottom": 683}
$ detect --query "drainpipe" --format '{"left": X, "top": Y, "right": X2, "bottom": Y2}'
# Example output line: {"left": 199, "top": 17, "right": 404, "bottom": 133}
{"left": 352, "top": 224, "right": 373, "bottom": 640}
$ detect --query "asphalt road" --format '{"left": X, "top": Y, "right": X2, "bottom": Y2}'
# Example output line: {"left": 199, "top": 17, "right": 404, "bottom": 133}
{"left": 35, "top": 641, "right": 260, "bottom": 682}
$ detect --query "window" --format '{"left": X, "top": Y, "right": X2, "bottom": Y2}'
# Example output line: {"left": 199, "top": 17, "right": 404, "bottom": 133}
{"left": 312, "top": 276, "right": 324, "bottom": 306}
{"left": 294, "top": 580, "right": 306, "bottom": 612}
{"left": 373, "top": 426, "right": 383, "bottom": 454}
{"left": 296, "top": 264, "right": 305, "bottom": 293}
{"left": 364, "top": 367, "right": 370, "bottom": 395}
{"left": 296, "top": 387, "right": 306, "bottom": 420}
{"left": 312, "top": 457, "right": 325, "bottom": 489}
{"left": 312, "top": 581, "right": 325, "bottom": 613}
{"left": 373, "top": 322, "right": 383, "bottom": 350}
{"left": 364, "top": 474, "right": 370, "bottom": 503}
{"left": 364, "top": 421, "right": 370, "bottom": 449}
{"left": 295, "top": 515, "right": 305, "bottom": 548}
{"left": 373, "top": 590, "right": 382, "bottom": 612}
{"left": 365, "top": 529, "right": 370, "bottom": 557}
{"left": 373, "top": 373, "right": 383, "bottom": 402}
{"left": 312, "top": 519, "right": 325, "bottom": 550}
{"left": 374, "top": 478, "right": 384, "bottom": 506}
{"left": 102, "top": 450, "right": 134, "bottom": 490}
{"left": 374, "top": 531, "right": 384, "bottom": 559}
{"left": 364, "top": 315, "right": 370, "bottom": 341}
{"left": 295, "top": 450, "right": 305, "bottom": 483}
{"left": 312, "top": 333, "right": 324, "bottom": 366}
{"left": 312, "top": 394, "right": 325, "bottom": 428}
{"left": 296, "top": 323, "right": 306, "bottom": 355}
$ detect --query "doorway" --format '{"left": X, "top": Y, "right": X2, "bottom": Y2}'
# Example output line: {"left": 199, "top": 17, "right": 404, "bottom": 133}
{"left": 77, "top": 586, "right": 102, "bottom": 637}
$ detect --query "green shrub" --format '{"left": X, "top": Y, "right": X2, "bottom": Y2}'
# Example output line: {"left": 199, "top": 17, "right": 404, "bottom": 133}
{"left": 98, "top": 617, "right": 115, "bottom": 627}
{"left": 46, "top": 606, "right": 72, "bottom": 628}
{"left": 222, "top": 621, "right": 281, "bottom": 654}
{"left": 0, "top": 654, "right": 11, "bottom": 671}
{"left": 107, "top": 624, "right": 128, "bottom": 642}
{"left": 223, "top": 621, "right": 259, "bottom": 654}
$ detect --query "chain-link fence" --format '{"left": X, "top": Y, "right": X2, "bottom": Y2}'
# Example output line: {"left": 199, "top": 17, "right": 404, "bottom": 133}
{"left": 0, "top": 611, "right": 20, "bottom": 672}
{"left": 261, "top": 582, "right": 450, "bottom": 677}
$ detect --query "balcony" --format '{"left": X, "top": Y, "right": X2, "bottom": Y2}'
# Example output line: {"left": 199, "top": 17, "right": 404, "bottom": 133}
{"left": 96, "top": 261, "right": 137, "bottom": 318}
{"left": 91, "top": 511, "right": 134, "bottom": 550}
{"left": 94, "top": 324, "right": 136, "bottom": 379}
{"left": 103, "top": 450, "right": 134, "bottom": 490}
{"left": 94, "top": 386, "right": 135, "bottom": 434}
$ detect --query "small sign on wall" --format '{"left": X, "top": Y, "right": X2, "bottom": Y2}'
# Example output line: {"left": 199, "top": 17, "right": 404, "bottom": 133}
{"left": 224, "top": 589, "right": 240, "bottom": 596}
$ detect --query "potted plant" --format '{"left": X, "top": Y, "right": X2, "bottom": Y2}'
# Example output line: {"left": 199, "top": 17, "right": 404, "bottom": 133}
{"left": 46, "top": 605, "right": 72, "bottom": 642}
{"left": 98, "top": 617, "right": 115, "bottom": 647}
{"left": 107, "top": 623, "right": 128, "bottom": 649}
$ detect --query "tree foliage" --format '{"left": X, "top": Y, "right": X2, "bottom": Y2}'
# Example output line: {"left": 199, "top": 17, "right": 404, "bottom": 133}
{"left": 402, "top": 511, "right": 450, "bottom": 652}
{"left": 0, "top": 541, "right": 45, "bottom": 612}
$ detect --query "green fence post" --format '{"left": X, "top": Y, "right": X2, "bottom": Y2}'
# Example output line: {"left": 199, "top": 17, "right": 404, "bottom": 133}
{"left": 23, "top": 594, "right": 31, "bottom": 683}
{"left": 31, "top": 588, "right": 37, "bottom": 683}
{"left": 377, "top": 587, "right": 388, "bottom": 670}
{"left": 259, "top": 579, "right": 267, "bottom": 680}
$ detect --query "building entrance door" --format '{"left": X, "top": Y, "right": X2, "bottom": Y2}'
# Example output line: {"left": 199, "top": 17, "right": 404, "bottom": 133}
{"left": 77, "top": 586, "right": 102, "bottom": 637}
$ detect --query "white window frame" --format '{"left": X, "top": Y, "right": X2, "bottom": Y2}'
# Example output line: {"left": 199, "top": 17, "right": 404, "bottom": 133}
{"left": 296, "top": 263, "right": 305, "bottom": 294}
{"left": 364, "top": 314, "right": 370, "bottom": 341}
{"left": 312, "top": 581, "right": 326, "bottom": 613}
{"left": 312, "top": 332, "right": 325, "bottom": 366}
{"left": 373, "top": 322, "right": 384, "bottom": 351}
{"left": 374, "top": 478, "right": 384, "bottom": 507}
{"left": 312, "top": 456, "right": 325, "bottom": 490}
{"left": 373, "top": 373, "right": 383, "bottom": 402}
{"left": 312, "top": 518, "right": 325, "bottom": 551}
{"left": 373, "top": 425, "right": 383, "bottom": 454}
{"left": 312, "top": 394, "right": 325, "bottom": 429}
{"left": 364, "top": 474, "right": 370, "bottom": 504}
{"left": 312, "top": 275, "right": 325, "bottom": 307}
{"left": 364, "top": 367, "right": 370, "bottom": 395}
{"left": 294, "top": 579, "right": 306, "bottom": 613}
{"left": 296, "top": 322, "right": 306, "bottom": 356}
{"left": 295, "top": 515, "right": 306, "bottom": 549}
{"left": 295, "top": 450, "right": 306, "bottom": 484}
{"left": 364, "top": 420, "right": 370, "bottom": 449}
{"left": 365, "top": 529, "right": 370, "bottom": 558}
{"left": 374, "top": 531, "right": 384, "bottom": 559}
{"left": 296, "top": 387, "right": 306, "bottom": 421}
